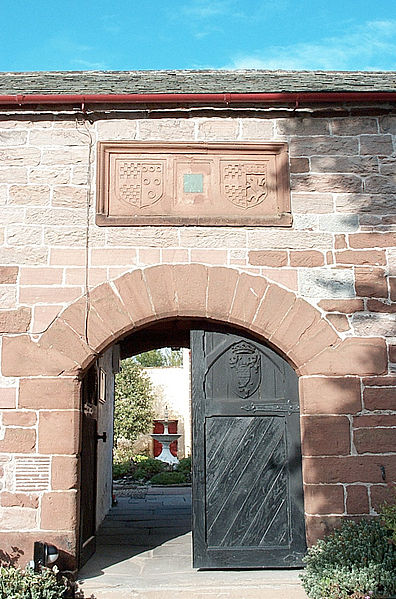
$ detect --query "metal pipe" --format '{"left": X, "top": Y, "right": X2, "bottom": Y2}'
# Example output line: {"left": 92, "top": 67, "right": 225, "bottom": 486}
{"left": 0, "top": 91, "right": 395, "bottom": 107}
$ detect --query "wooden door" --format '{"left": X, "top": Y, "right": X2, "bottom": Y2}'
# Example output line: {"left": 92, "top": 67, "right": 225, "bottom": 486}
{"left": 79, "top": 365, "right": 98, "bottom": 568}
{"left": 191, "top": 330, "right": 306, "bottom": 569}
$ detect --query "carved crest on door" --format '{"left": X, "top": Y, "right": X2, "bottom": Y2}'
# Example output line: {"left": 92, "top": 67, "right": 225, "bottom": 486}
{"left": 228, "top": 341, "right": 261, "bottom": 398}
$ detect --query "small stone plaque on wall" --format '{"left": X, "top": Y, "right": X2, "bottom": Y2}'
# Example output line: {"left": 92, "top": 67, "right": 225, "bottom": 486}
{"left": 96, "top": 142, "right": 291, "bottom": 226}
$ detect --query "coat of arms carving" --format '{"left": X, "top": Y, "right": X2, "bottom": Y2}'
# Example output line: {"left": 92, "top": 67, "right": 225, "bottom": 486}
{"left": 116, "top": 160, "right": 164, "bottom": 208}
{"left": 221, "top": 162, "right": 268, "bottom": 209}
{"left": 229, "top": 341, "right": 261, "bottom": 398}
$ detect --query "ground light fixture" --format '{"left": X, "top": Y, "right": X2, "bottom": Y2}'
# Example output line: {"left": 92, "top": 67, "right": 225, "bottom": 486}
{"left": 32, "top": 541, "right": 59, "bottom": 571}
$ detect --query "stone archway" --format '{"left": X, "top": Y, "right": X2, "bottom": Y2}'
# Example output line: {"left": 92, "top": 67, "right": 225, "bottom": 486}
{"left": 1, "top": 264, "right": 388, "bottom": 570}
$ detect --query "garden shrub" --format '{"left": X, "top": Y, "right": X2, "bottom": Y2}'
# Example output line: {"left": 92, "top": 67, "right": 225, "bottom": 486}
{"left": 150, "top": 471, "right": 187, "bottom": 485}
{"left": 300, "top": 518, "right": 396, "bottom": 599}
{"left": 0, "top": 565, "right": 68, "bottom": 599}
{"left": 380, "top": 498, "right": 396, "bottom": 544}
{"left": 132, "top": 457, "right": 167, "bottom": 481}
{"left": 176, "top": 456, "right": 191, "bottom": 473}
{"left": 112, "top": 461, "right": 130, "bottom": 479}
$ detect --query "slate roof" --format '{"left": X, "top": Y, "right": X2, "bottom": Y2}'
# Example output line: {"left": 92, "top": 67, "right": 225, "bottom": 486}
{"left": 0, "top": 70, "right": 395, "bottom": 95}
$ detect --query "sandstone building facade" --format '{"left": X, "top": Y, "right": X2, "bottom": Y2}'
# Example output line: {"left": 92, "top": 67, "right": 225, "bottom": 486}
{"left": 0, "top": 71, "right": 395, "bottom": 571}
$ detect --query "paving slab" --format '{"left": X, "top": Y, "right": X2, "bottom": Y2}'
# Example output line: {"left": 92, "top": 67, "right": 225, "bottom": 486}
{"left": 77, "top": 489, "right": 308, "bottom": 599}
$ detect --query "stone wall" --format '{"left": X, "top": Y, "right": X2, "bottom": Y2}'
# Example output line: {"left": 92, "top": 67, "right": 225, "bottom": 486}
{"left": 0, "top": 107, "right": 395, "bottom": 569}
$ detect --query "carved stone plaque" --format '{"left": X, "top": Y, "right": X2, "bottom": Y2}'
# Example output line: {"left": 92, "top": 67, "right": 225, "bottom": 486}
{"left": 97, "top": 142, "right": 291, "bottom": 226}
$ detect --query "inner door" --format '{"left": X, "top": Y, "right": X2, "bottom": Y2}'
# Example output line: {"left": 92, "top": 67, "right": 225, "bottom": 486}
{"left": 79, "top": 365, "right": 98, "bottom": 568}
{"left": 191, "top": 330, "right": 306, "bottom": 569}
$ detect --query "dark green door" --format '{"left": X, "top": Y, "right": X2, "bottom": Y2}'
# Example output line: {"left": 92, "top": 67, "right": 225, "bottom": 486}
{"left": 191, "top": 330, "right": 306, "bottom": 569}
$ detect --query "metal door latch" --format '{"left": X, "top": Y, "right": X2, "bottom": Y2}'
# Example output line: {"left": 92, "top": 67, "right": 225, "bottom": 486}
{"left": 96, "top": 432, "right": 107, "bottom": 443}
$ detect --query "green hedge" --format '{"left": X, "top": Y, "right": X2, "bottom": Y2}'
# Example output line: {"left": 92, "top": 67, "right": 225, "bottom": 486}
{"left": 150, "top": 471, "right": 187, "bottom": 485}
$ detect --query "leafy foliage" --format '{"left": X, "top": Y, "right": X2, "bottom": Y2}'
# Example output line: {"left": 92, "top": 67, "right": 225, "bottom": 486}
{"left": 379, "top": 494, "right": 396, "bottom": 544}
{"left": 176, "top": 456, "right": 192, "bottom": 473}
{"left": 150, "top": 471, "right": 187, "bottom": 485}
{"left": 134, "top": 348, "right": 183, "bottom": 368}
{"left": 300, "top": 518, "right": 396, "bottom": 599}
{"left": 0, "top": 565, "right": 68, "bottom": 599}
{"left": 132, "top": 456, "right": 167, "bottom": 481}
{"left": 114, "top": 359, "right": 155, "bottom": 446}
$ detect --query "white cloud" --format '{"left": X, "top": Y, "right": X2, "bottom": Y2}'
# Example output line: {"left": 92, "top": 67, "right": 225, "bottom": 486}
{"left": 223, "top": 20, "right": 396, "bottom": 70}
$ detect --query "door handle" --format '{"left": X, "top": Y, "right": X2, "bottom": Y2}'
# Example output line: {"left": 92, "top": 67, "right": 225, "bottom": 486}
{"left": 96, "top": 432, "right": 107, "bottom": 443}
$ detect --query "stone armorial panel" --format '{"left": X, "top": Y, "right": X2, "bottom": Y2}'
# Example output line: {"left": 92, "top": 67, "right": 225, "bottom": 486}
{"left": 96, "top": 142, "right": 291, "bottom": 226}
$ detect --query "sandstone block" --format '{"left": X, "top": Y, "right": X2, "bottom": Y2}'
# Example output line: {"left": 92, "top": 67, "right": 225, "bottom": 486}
{"left": 89, "top": 282, "right": 132, "bottom": 337}
{"left": 304, "top": 484, "right": 344, "bottom": 515}
{"left": 276, "top": 118, "right": 330, "bottom": 136}
{"left": 302, "top": 415, "right": 350, "bottom": 456}
{"left": 363, "top": 387, "right": 395, "bottom": 410}
{"left": 370, "top": 485, "right": 396, "bottom": 512}
{"left": 291, "top": 318, "right": 339, "bottom": 368}
{"left": 41, "top": 146, "right": 89, "bottom": 165}
{"left": 319, "top": 214, "right": 359, "bottom": 232}
{"left": 38, "top": 411, "right": 80, "bottom": 454}
{"left": 25, "top": 206, "right": 85, "bottom": 226}
{"left": 248, "top": 250, "right": 288, "bottom": 267}
{"left": 292, "top": 174, "right": 362, "bottom": 193}
{"left": 52, "top": 186, "right": 87, "bottom": 208}
{"left": 318, "top": 299, "right": 364, "bottom": 313}
{"left": 299, "top": 376, "right": 361, "bottom": 414}
{"left": 0, "top": 167, "right": 28, "bottom": 184}
{"left": 291, "top": 136, "right": 358, "bottom": 156}
{"left": 353, "top": 415, "right": 396, "bottom": 428}
{"left": 41, "top": 491, "right": 78, "bottom": 530}
{"left": 390, "top": 345, "right": 396, "bottom": 363}
{"left": 326, "top": 313, "right": 350, "bottom": 332}
{"left": 0, "top": 429, "right": 36, "bottom": 453}
{"left": 51, "top": 456, "right": 79, "bottom": 490}
{"left": 142, "top": 265, "right": 177, "bottom": 319}
{"left": 336, "top": 193, "right": 396, "bottom": 214}
{"left": 197, "top": 119, "right": 238, "bottom": 140}
{"left": 350, "top": 232, "right": 396, "bottom": 249}
{"left": 0, "top": 388, "right": 17, "bottom": 409}
{"left": 31, "top": 305, "right": 62, "bottom": 334}
{"left": 298, "top": 268, "right": 355, "bottom": 299}
{"left": 0, "top": 266, "right": 18, "bottom": 284}
{"left": 9, "top": 184, "right": 50, "bottom": 206}
{"left": 7, "top": 225, "right": 42, "bottom": 246}
{"left": 230, "top": 273, "right": 268, "bottom": 326}
{"left": 114, "top": 269, "right": 155, "bottom": 326}
{"left": 241, "top": 119, "right": 274, "bottom": 139}
{"left": 291, "top": 193, "right": 334, "bottom": 214}
{"left": 0, "top": 147, "right": 40, "bottom": 166}
{"left": 180, "top": 227, "right": 246, "bottom": 248}
{"left": 29, "top": 129, "right": 87, "bottom": 146}
{"left": 1, "top": 492, "right": 38, "bottom": 509}
{"left": 366, "top": 299, "right": 396, "bottom": 313}
{"left": 2, "top": 412, "right": 36, "bottom": 427}
{"left": 331, "top": 117, "right": 378, "bottom": 135}
{"left": 0, "top": 507, "right": 37, "bottom": 531}
{"left": 19, "top": 377, "right": 80, "bottom": 410}
{"left": 303, "top": 455, "right": 396, "bottom": 484}
{"left": 50, "top": 248, "right": 86, "bottom": 266}
{"left": 91, "top": 248, "right": 137, "bottom": 266}
{"left": 1, "top": 335, "right": 77, "bottom": 377}
{"left": 0, "top": 286, "right": 17, "bottom": 309}
{"left": 60, "top": 297, "right": 114, "bottom": 353}
{"left": 40, "top": 317, "right": 93, "bottom": 370}
{"left": 20, "top": 268, "right": 63, "bottom": 286}
{"left": 354, "top": 428, "right": 396, "bottom": 454}
{"left": 139, "top": 119, "right": 195, "bottom": 141}
{"left": 247, "top": 230, "right": 332, "bottom": 250}
{"left": 354, "top": 267, "right": 388, "bottom": 298}
{"left": 28, "top": 167, "right": 71, "bottom": 185}
{"left": 0, "top": 131, "right": 27, "bottom": 145}
{"left": 390, "top": 277, "right": 396, "bottom": 301}
{"left": 190, "top": 249, "right": 227, "bottom": 265}
{"left": 311, "top": 155, "right": 378, "bottom": 174}
{"left": 138, "top": 248, "right": 161, "bottom": 265}
{"left": 360, "top": 134, "right": 393, "bottom": 155}
{"left": 303, "top": 338, "right": 388, "bottom": 376}
{"left": 346, "top": 486, "right": 369, "bottom": 514}
{"left": 335, "top": 250, "right": 386, "bottom": 266}
{"left": 290, "top": 251, "right": 324, "bottom": 267}
{"left": 96, "top": 119, "right": 137, "bottom": 140}
{"left": 290, "top": 157, "right": 309, "bottom": 173}
{"left": 162, "top": 248, "right": 189, "bottom": 262}
{"left": 207, "top": 267, "right": 239, "bottom": 320}
{"left": 252, "top": 284, "right": 295, "bottom": 342}
{"left": 19, "top": 286, "right": 82, "bottom": 305}
{"left": 364, "top": 174, "right": 396, "bottom": 194}
{"left": 173, "top": 264, "right": 208, "bottom": 316}
{"left": 0, "top": 308, "right": 31, "bottom": 333}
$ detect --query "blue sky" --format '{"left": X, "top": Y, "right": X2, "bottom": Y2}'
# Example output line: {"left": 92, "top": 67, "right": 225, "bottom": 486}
{"left": 1, "top": 0, "right": 395, "bottom": 71}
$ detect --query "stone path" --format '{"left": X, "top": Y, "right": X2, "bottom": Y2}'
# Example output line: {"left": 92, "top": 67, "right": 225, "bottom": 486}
{"left": 77, "top": 487, "right": 308, "bottom": 599}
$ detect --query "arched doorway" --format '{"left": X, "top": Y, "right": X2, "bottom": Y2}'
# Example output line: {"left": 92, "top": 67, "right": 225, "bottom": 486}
{"left": 79, "top": 317, "right": 306, "bottom": 569}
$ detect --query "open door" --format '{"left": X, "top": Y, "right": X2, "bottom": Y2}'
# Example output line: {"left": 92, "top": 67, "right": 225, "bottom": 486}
{"left": 191, "top": 330, "right": 306, "bottom": 569}
{"left": 79, "top": 365, "right": 98, "bottom": 567}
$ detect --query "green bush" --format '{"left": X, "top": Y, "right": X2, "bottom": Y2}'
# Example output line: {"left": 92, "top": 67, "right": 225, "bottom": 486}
{"left": 300, "top": 518, "right": 396, "bottom": 599}
{"left": 112, "top": 461, "right": 130, "bottom": 479}
{"left": 132, "top": 457, "right": 167, "bottom": 481}
{"left": 380, "top": 497, "right": 396, "bottom": 544}
{"left": 150, "top": 471, "right": 187, "bottom": 485}
{"left": 0, "top": 565, "right": 67, "bottom": 599}
{"left": 176, "top": 456, "right": 191, "bottom": 473}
